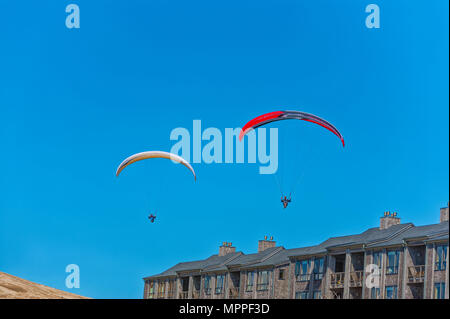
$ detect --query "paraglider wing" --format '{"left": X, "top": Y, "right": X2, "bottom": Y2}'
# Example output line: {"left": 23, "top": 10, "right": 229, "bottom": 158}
{"left": 115, "top": 151, "right": 196, "bottom": 180}
{"left": 239, "top": 110, "right": 345, "bottom": 147}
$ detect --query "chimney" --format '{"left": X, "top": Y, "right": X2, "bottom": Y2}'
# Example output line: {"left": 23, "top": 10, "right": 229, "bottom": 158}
{"left": 219, "top": 242, "right": 236, "bottom": 256}
{"left": 440, "top": 202, "right": 449, "bottom": 223}
{"left": 258, "top": 236, "right": 276, "bottom": 253}
{"left": 380, "top": 211, "right": 401, "bottom": 230}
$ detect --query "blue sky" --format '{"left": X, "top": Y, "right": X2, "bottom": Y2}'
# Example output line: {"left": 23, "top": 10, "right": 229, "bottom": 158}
{"left": 0, "top": 0, "right": 448, "bottom": 298}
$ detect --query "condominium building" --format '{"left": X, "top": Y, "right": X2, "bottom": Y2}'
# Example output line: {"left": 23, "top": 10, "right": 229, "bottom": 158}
{"left": 143, "top": 204, "right": 449, "bottom": 299}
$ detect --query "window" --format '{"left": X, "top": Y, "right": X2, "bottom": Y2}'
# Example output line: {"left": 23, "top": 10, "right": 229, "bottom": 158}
{"left": 278, "top": 269, "right": 285, "bottom": 280}
{"left": 181, "top": 277, "right": 189, "bottom": 292}
{"left": 313, "top": 291, "right": 322, "bottom": 299}
{"left": 435, "top": 245, "right": 448, "bottom": 271}
{"left": 386, "top": 250, "right": 400, "bottom": 274}
{"left": 215, "top": 275, "right": 224, "bottom": 294}
{"left": 313, "top": 258, "right": 324, "bottom": 280}
{"left": 204, "top": 275, "right": 211, "bottom": 294}
{"left": 246, "top": 271, "right": 255, "bottom": 292}
{"left": 257, "top": 270, "right": 270, "bottom": 291}
{"left": 295, "top": 291, "right": 309, "bottom": 299}
{"left": 434, "top": 282, "right": 446, "bottom": 299}
{"left": 295, "top": 259, "right": 311, "bottom": 281}
{"left": 385, "top": 285, "right": 397, "bottom": 299}
{"left": 371, "top": 287, "right": 380, "bottom": 299}
{"left": 373, "top": 251, "right": 382, "bottom": 268}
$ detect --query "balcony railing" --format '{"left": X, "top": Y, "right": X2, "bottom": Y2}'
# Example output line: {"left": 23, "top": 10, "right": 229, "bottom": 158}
{"left": 157, "top": 292, "right": 165, "bottom": 299}
{"left": 215, "top": 287, "right": 224, "bottom": 294}
{"left": 313, "top": 273, "right": 324, "bottom": 281}
{"left": 204, "top": 288, "right": 211, "bottom": 295}
{"left": 257, "top": 283, "right": 269, "bottom": 291}
{"left": 229, "top": 288, "right": 240, "bottom": 299}
{"left": 296, "top": 273, "right": 311, "bottom": 282}
{"left": 330, "top": 272, "right": 345, "bottom": 288}
{"left": 147, "top": 292, "right": 155, "bottom": 299}
{"left": 245, "top": 285, "right": 253, "bottom": 292}
{"left": 408, "top": 265, "right": 425, "bottom": 283}
{"left": 167, "top": 291, "right": 175, "bottom": 299}
{"left": 386, "top": 265, "right": 399, "bottom": 275}
{"left": 349, "top": 271, "right": 363, "bottom": 287}
{"left": 179, "top": 291, "right": 188, "bottom": 299}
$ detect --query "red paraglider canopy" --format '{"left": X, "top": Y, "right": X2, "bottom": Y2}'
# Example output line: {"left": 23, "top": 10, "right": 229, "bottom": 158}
{"left": 239, "top": 110, "right": 345, "bottom": 147}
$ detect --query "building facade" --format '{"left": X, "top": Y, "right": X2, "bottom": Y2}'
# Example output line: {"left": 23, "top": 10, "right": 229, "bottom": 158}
{"left": 143, "top": 204, "right": 449, "bottom": 299}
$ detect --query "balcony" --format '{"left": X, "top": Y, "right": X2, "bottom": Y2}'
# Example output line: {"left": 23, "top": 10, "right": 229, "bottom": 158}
{"left": 229, "top": 288, "right": 240, "bottom": 299}
{"left": 330, "top": 272, "right": 345, "bottom": 288}
{"left": 408, "top": 265, "right": 425, "bottom": 283}
{"left": 179, "top": 291, "right": 188, "bottom": 299}
{"left": 349, "top": 271, "right": 363, "bottom": 287}
{"left": 245, "top": 285, "right": 253, "bottom": 292}
{"left": 147, "top": 292, "right": 155, "bottom": 299}
{"left": 204, "top": 288, "right": 211, "bottom": 295}
{"left": 215, "top": 287, "right": 224, "bottom": 295}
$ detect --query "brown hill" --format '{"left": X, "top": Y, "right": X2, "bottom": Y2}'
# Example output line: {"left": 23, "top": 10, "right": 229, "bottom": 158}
{"left": 0, "top": 271, "right": 89, "bottom": 299}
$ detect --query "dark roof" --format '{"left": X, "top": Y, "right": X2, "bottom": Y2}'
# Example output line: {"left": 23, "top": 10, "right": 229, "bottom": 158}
{"left": 226, "top": 246, "right": 281, "bottom": 267}
{"left": 143, "top": 252, "right": 241, "bottom": 279}
{"left": 425, "top": 234, "right": 449, "bottom": 242}
{"left": 243, "top": 248, "right": 296, "bottom": 268}
{"left": 201, "top": 252, "right": 244, "bottom": 272}
{"left": 320, "top": 223, "right": 413, "bottom": 249}
{"left": 403, "top": 221, "right": 449, "bottom": 240}
{"left": 287, "top": 245, "right": 327, "bottom": 258}
{"left": 369, "top": 221, "right": 449, "bottom": 248}
{"left": 286, "top": 223, "right": 413, "bottom": 257}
